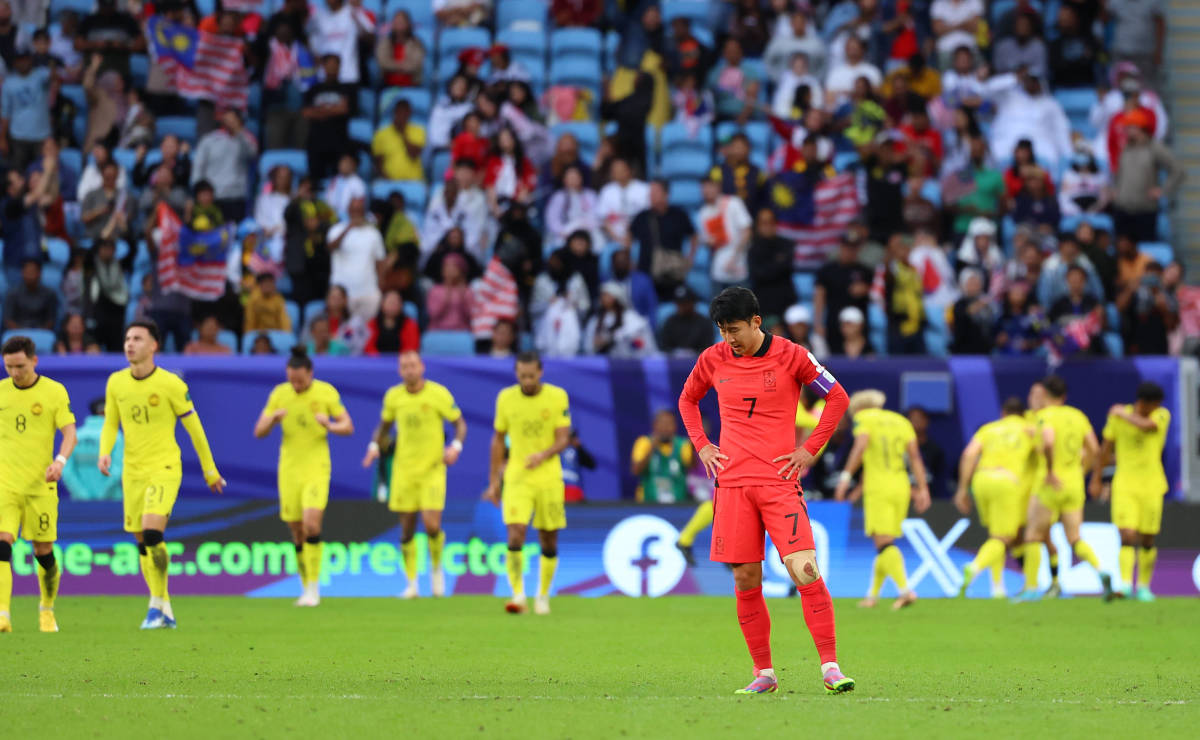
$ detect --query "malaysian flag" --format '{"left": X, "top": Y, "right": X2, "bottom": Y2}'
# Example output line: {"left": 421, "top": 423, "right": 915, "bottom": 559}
{"left": 773, "top": 172, "right": 860, "bottom": 269}
{"left": 154, "top": 202, "right": 232, "bottom": 301}
{"left": 148, "top": 17, "right": 249, "bottom": 110}
{"left": 469, "top": 258, "right": 519, "bottom": 340}
{"left": 265, "top": 38, "right": 317, "bottom": 92}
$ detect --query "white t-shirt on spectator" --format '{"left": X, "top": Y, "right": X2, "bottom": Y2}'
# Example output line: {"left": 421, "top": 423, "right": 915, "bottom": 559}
{"left": 323, "top": 174, "right": 367, "bottom": 221}
{"left": 941, "top": 69, "right": 985, "bottom": 105}
{"left": 421, "top": 184, "right": 491, "bottom": 261}
{"left": 596, "top": 180, "right": 650, "bottom": 243}
{"left": 327, "top": 222, "right": 385, "bottom": 300}
{"left": 308, "top": 5, "right": 368, "bottom": 84}
{"left": 697, "top": 195, "right": 752, "bottom": 283}
{"left": 824, "top": 61, "right": 882, "bottom": 105}
{"left": 931, "top": 0, "right": 984, "bottom": 56}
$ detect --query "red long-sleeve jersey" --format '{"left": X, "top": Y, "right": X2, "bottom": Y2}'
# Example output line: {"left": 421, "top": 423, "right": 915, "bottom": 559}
{"left": 678, "top": 333, "right": 848, "bottom": 487}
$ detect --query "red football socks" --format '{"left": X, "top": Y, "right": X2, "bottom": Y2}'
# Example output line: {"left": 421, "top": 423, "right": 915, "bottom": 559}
{"left": 798, "top": 577, "right": 838, "bottom": 665}
{"left": 735, "top": 586, "right": 772, "bottom": 671}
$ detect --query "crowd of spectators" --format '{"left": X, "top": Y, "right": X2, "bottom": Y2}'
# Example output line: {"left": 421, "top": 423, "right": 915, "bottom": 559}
{"left": 0, "top": 0, "right": 1192, "bottom": 362}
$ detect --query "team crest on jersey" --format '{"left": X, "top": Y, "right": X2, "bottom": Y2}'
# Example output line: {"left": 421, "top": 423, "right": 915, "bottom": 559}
{"left": 30, "top": 402, "right": 43, "bottom": 416}
{"left": 542, "top": 409, "right": 551, "bottom": 419}
{"left": 763, "top": 370, "right": 777, "bottom": 391}
{"left": 148, "top": 394, "right": 160, "bottom": 407}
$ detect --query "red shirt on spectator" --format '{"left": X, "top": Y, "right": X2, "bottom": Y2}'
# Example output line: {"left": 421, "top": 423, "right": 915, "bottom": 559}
{"left": 1004, "top": 167, "right": 1055, "bottom": 199}
{"left": 897, "top": 124, "right": 943, "bottom": 169}
{"left": 448, "top": 132, "right": 489, "bottom": 176}
{"left": 364, "top": 315, "right": 420, "bottom": 355}
{"left": 482, "top": 155, "right": 538, "bottom": 203}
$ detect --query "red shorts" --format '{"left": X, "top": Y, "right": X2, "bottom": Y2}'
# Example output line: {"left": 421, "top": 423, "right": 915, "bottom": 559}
{"left": 710, "top": 483, "right": 814, "bottom": 564}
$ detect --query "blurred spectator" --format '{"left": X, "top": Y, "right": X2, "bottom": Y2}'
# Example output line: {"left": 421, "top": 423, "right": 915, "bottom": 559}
{"left": 551, "top": 229, "right": 600, "bottom": 301}
{"left": 940, "top": 106, "right": 978, "bottom": 177}
{"left": 710, "top": 133, "right": 766, "bottom": 213}
{"left": 1114, "top": 233, "right": 1152, "bottom": 297}
{"left": 423, "top": 226, "right": 482, "bottom": 285}
{"left": 380, "top": 191, "right": 419, "bottom": 293}
{"left": 307, "top": 0, "right": 372, "bottom": 84}
{"left": 707, "top": 38, "right": 762, "bottom": 123}
{"left": 765, "top": 11, "right": 825, "bottom": 84}
{"left": 376, "top": 10, "right": 424, "bottom": 88}
{"left": 1011, "top": 166, "right": 1060, "bottom": 235}
{"left": 75, "top": 0, "right": 143, "bottom": 77}
{"left": 1059, "top": 147, "right": 1110, "bottom": 217}
{"left": 1112, "top": 115, "right": 1183, "bottom": 242}
{"left": 487, "top": 45, "right": 529, "bottom": 86}
{"left": 772, "top": 52, "right": 824, "bottom": 120}
{"left": 552, "top": 0, "right": 602, "bottom": 29}
{"left": 253, "top": 165, "right": 293, "bottom": 269}
{"left": 901, "top": 167, "right": 939, "bottom": 236}
{"left": 49, "top": 10, "right": 82, "bottom": 80}
{"left": 930, "top": 0, "right": 984, "bottom": 60}
{"left": 1049, "top": 4, "right": 1099, "bottom": 89}
{"left": 1, "top": 48, "right": 54, "bottom": 172}
{"left": 80, "top": 160, "right": 133, "bottom": 241}
{"left": 302, "top": 53, "right": 354, "bottom": 182}
{"left": 1090, "top": 65, "right": 1167, "bottom": 165}
{"left": 428, "top": 74, "right": 474, "bottom": 150}
{"left": 665, "top": 16, "right": 712, "bottom": 81}
{"left": 449, "top": 110, "right": 489, "bottom": 172}
{"left": 80, "top": 52, "right": 131, "bottom": 153}
{"left": 61, "top": 249, "right": 86, "bottom": 316}
{"left": 561, "top": 428, "right": 596, "bottom": 502}
{"left": 426, "top": 253, "right": 472, "bottom": 331}
{"left": 78, "top": 141, "right": 126, "bottom": 201}
{"left": 814, "top": 234, "right": 872, "bottom": 354}
{"left": 783, "top": 303, "right": 830, "bottom": 358}
{"left": 1074, "top": 221, "right": 1116, "bottom": 300}
{"left": 534, "top": 286, "right": 583, "bottom": 358}
{"left": 373, "top": 99, "right": 425, "bottom": 182}
{"left": 842, "top": 78, "right": 886, "bottom": 150}
{"left": 658, "top": 285, "right": 712, "bottom": 356}
{"left": 324, "top": 152, "right": 367, "bottom": 220}
{"left": 987, "top": 71, "right": 1072, "bottom": 173}
{"left": 186, "top": 180, "right": 224, "bottom": 231}
{"left": 747, "top": 208, "right": 797, "bottom": 320}
{"left": 993, "top": 12, "right": 1048, "bottom": 78}
{"left": 609, "top": 248, "right": 656, "bottom": 324}
{"left": 898, "top": 104, "right": 943, "bottom": 172}
{"left": 305, "top": 283, "right": 368, "bottom": 354}
{"left": 434, "top": 0, "right": 491, "bottom": 28}
{"left": 993, "top": 280, "right": 1045, "bottom": 356}
{"left": 907, "top": 406, "right": 947, "bottom": 497}
{"left": 54, "top": 312, "right": 99, "bottom": 354}
{"left": 4, "top": 259, "right": 56, "bottom": 329}
{"left": 631, "top": 409, "right": 694, "bottom": 504}
{"left": 949, "top": 268, "right": 995, "bottom": 354}
{"left": 838, "top": 306, "right": 872, "bottom": 358}
{"left": 283, "top": 176, "right": 334, "bottom": 307}
{"left": 954, "top": 217, "right": 1005, "bottom": 292}
{"left": 601, "top": 71, "right": 654, "bottom": 174}
{"left": 597, "top": 157, "right": 649, "bottom": 245}
{"left": 1038, "top": 233, "right": 1105, "bottom": 308}
{"left": 630, "top": 180, "right": 697, "bottom": 299}
{"left": 364, "top": 289, "right": 419, "bottom": 354}
{"left": 2, "top": 169, "right": 43, "bottom": 284}
{"left": 877, "top": 234, "right": 925, "bottom": 355}
{"left": 1106, "top": 0, "right": 1165, "bottom": 84}
{"left": 1002, "top": 139, "right": 1054, "bottom": 200}
{"left": 250, "top": 333, "right": 276, "bottom": 354}
{"left": 184, "top": 315, "right": 233, "bottom": 356}
{"left": 941, "top": 46, "right": 985, "bottom": 109}
{"left": 698, "top": 177, "right": 752, "bottom": 293}
{"left": 488, "top": 318, "right": 517, "bottom": 359}
{"left": 583, "top": 282, "right": 657, "bottom": 358}
{"left": 483, "top": 127, "right": 537, "bottom": 214}
{"left": 824, "top": 36, "right": 880, "bottom": 106}
{"left": 615, "top": 3, "right": 664, "bottom": 69}
{"left": 1122, "top": 261, "right": 1176, "bottom": 355}
{"left": 1048, "top": 264, "right": 1104, "bottom": 355}
{"left": 327, "top": 196, "right": 385, "bottom": 320}
{"left": 244, "top": 273, "right": 291, "bottom": 334}
{"left": 132, "top": 135, "right": 189, "bottom": 190}
{"left": 83, "top": 237, "right": 128, "bottom": 350}
{"left": 730, "top": 0, "right": 769, "bottom": 57}
{"left": 422, "top": 162, "right": 489, "bottom": 261}
{"left": 542, "top": 133, "right": 592, "bottom": 192}
{"left": 545, "top": 164, "right": 602, "bottom": 249}
{"left": 670, "top": 71, "right": 714, "bottom": 136}
{"left": 192, "top": 109, "right": 257, "bottom": 222}
{"left": 306, "top": 314, "right": 350, "bottom": 356}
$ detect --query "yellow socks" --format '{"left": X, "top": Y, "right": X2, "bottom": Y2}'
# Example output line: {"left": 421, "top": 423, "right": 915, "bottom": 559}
{"left": 295, "top": 543, "right": 308, "bottom": 585}
{"left": 400, "top": 540, "right": 418, "bottom": 583}
{"left": 1139, "top": 547, "right": 1157, "bottom": 587}
{"left": 147, "top": 542, "right": 170, "bottom": 598}
{"left": 429, "top": 531, "right": 446, "bottom": 572}
{"left": 1073, "top": 540, "right": 1101, "bottom": 571}
{"left": 1023, "top": 544, "right": 1041, "bottom": 591}
{"left": 304, "top": 539, "right": 323, "bottom": 586}
{"left": 971, "top": 538, "right": 1007, "bottom": 573}
{"left": 868, "top": 552, "right": 886, "bottom": 598}
{"left": 506, "top": 548, "right": 525, "bottom": 599}
{"left": 879, "top": 545, "right": 909, "bottom": 592}
{"left": 37, "top": 557, "right": 60, "bottom": 609}
{"left": 140, "top": 550, "right": 157, "bottom": 597}
{"left": 0, "top": 558, "right": 11, "bottom": 615}
{"left": 1119, "top": 545, "right": 1135, "bottom": 586}
{"left": 678, "top": 501, "right": 714, "bottom": 547}
{"left": 538, "top": 555, "right": 558, "bottom": 598}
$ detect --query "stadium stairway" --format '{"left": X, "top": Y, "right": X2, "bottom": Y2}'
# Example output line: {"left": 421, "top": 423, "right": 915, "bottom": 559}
{"left": 1167, "top": 0, "right": 1200, "bottom": 279}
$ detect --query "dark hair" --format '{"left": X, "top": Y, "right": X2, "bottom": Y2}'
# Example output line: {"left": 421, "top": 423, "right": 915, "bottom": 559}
{"left": 650, "top": 178, "right": 670, "bottom": 192}
{"left": 1002, "top": 397, "right": 1027, "bottom": 416}
{"left": 1, "top": 335, "right": 36, "bottom": 357}
{"left": 32, "top": 29, "right": 49, "bottom": 41}
{"left": 515, "top": 350, "right": 542, "bottom": 368}
{"left": 709, "top": 286, "right": 761, "bottom": 326}
{"left": 1041, "top": 375, "right": 1067, "bottom": 399}
{"left": 1136, "top": 381, "right": 1165, "bottom": 403}
{"left": 256, "top": 272, "right": 275, "bottom": 284}
{"left": 287, "top": 345, "right": 313, "bottom": 371}
{"left": 89, "top": 397, "right": 106, "bottom": 416}
{"left": 125, "top": 318, "right": 161, "bottom": 345}
{"left": 193, "top": 179, "right": 214, "bottom": 195}
{"left": 1065, "top": 264, "right": 1088, "bottom": 280}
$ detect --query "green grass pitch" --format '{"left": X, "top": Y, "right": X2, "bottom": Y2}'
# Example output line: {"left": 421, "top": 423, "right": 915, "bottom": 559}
{"left": 3, "top": 596, "right": 1198, "bottom": 738}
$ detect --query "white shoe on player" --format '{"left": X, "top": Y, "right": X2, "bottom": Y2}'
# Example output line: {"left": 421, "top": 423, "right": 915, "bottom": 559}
{"left": 401, "top": 581, "right": 419, "bottom": 599}
{"left": 534, "top": 595, "right": 551, "bottom": 615}
{"left": 431, "top": 568, "right": 445, "bottom": 597}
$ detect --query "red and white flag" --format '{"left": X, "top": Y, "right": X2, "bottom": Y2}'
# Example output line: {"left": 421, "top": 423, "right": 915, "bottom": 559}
{"left": 152, "top": 25, "right": 250, "bottom": 110}
{"left": 469, "top": 258, "right": 519, "bottom": 339}
{"left": 775, "top": 173, "right": 861, "bottom": 270}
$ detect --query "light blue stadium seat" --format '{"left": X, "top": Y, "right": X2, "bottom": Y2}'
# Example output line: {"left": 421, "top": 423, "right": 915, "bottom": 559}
{"left": 45, "top": 237, "right": 72, "bottom": 267}
{"left": 1105, "top": 302, "right": 1120, "bottom": 329}
{"left": 548, "top": 57, "right": 602, "bottom": 91}
{"left": 429, "top": 150, "right": 452, "bottom": 181}
{"left": 217, "top": 329, "right": 239, "bottom": 353}
{"left": 129, "top": 54, "right": 149, "bottom": 86}
{"left": 386, "top": 0, "right": 433, "bottom": 26}
{"left": 685, "top": 272, "right": 712, "bottom": 302}
{"left": 421, "top": 330, "right": 475, "bottom": 356}
{"left": 923, "top": 307, "right": 949, "bottom": 357}
{"left": 662, "top": 0, "right": 712, "bottom": 27}
{"left": 604, "top": 30, "right": 620, "bottom": 74}
{"left": 357, "top": 88, "right": 377, "bottom": 122}
{"left": 550, "top": 28, "right": 602, "bottom": 60}
{"left": 60, "top": 148, "right": 82, "bottom": 176}
{"left": 403, "top": 301, "right": 419, "bottom": 321}
{"left": 3, "top": 329, "right": 56, "bottom": 355}
{"left": 379, "top": 87, "right": 433, "bottom": 121}
{"left": 498, "top": 28, "right": 546, "bottom": 58}
{"left": 551, "top": 122, "right": 600, "bottom": 162}
{"left": 792, "top": 273, "right": 815, "bottom": 302}
{"left": 58, "top": 84, "right": 85, "bottom": 111}
{"left": 1103, "top": 332, "right": 1124, "bottom": 358}
{"left": 267, "top": 331, "right": 297, "bottom": 354}
{"left": 349, "top": 118, "right": 374, "bottom": 146}
{"left": 302, "top": 299, "right": 326, "bottom": 323}
{"left": 1054, "top": 89, "right": 1097, "bottom": 118}
{"left": 259, "top": 150, "right": 308, "bottom": 179}
{"left": 436, "top": 56, "right": 492, "bottom": 85}
{"left": 661, "top": 150, "right": 712, "bottom": 181}
{"left": 41, "top": 264, "right": 63, "bottom": 293}
{"left": 670, "top": 179, "right": 702, "bottom": 211}
{"left": 497, "top": 0, "right": 547, "bottom": 30}
{"left": 660, "top": 121, "right": 713, "bottom": 156}
{"left": 371, "top": 180, "right": 428, "bottom": 209}
{"left": 439, "top": 27, "right": 492, "bottom": 65}
{"left": 112, "top": 147, "right": 138, "bottom": 175}
{"left": 157, "top": 116, "right": 197, "bottom": 142}
{"left": 656, "top": 303, "right": 677, "bottom": 326}
{"left": 867, "top": 303, "right": 888, "bottom": 357}
{"left": 284, "top": 301, "right": 301, "bottom": 332}
{"left": 1139, "top": 242, "right": 1173, "bottom": 266}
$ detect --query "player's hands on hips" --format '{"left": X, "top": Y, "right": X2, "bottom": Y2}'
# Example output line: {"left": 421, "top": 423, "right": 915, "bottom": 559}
{"left": 913, "top": 485, "right": 932, "bottom": 514}
{"left": 443, "top": 445, "right": 461, "bottom": 465}
{"left": 1044, "top": 471, "right": 1062, "bottom": 490}
{"left": 482, "top": 482, "right": 501, "bottom": 505}
{"left": 98, "top": 454, "right": 112, "bottom": 476}
{"left": 45, "top": 460, "right": 65, "bottom": 483}
{"left": 773, "top": 447, "right": 815, "bottom": 481}
{"left": 953, "top": 487, "right": 972, "bottom": 514}
{"left": 361, "top": 445, "right": 379, "bottom": 468}
{"left": 697, "top": 444, "right": 729, "bottom": 479}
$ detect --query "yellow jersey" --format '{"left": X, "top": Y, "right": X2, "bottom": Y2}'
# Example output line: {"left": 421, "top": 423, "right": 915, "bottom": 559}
{"left": 972, "top": 415, "right": 1036, "bottom": 478}
{"left": 1103, "top": 405, "right": 1170, "bottom": 496}
{"left": 853, "top": 408, "right": 915, "bottom": 492}
{"left": 494, "top": 383, "right": 571, "bottom": 489}
{"left": 381, "top": 380, "right": 461, "bottom": 476}
{"left": 103, "top": 367, "right": 194, "bottom": 477}
{"left": 262, "top": 379, "right": 346, "bottom": 473}
{"left": 1034, "top": 404, "right": 1093, "bottom": 483}
{"left": 0, "top": 375, "right": 75, "bottom": 493}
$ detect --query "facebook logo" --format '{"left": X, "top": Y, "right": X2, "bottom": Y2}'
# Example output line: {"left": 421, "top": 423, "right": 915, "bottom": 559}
{"left": 603, "top": 516, "right": 687, "bottom": 597}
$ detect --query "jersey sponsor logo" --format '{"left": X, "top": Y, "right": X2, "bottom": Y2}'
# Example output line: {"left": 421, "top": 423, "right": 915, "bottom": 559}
{"left": 148, "top": 394, "right": 160, "bottom": 407}
{"left": 602, "top": 515, "right": 687, "bottom": 597}
{"left": 763, "top": 370, "right": 776, "bottom": 391}
{"left": 718, "top": 378, "right": 732, "bottom": 384}
{"left": 30, "top": 402, "right": 43, "bottom": 416}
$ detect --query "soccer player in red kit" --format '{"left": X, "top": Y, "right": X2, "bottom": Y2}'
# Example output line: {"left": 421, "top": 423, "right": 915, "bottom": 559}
{"left": 678, "top": 287, "right": 853, "bottom": 696}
